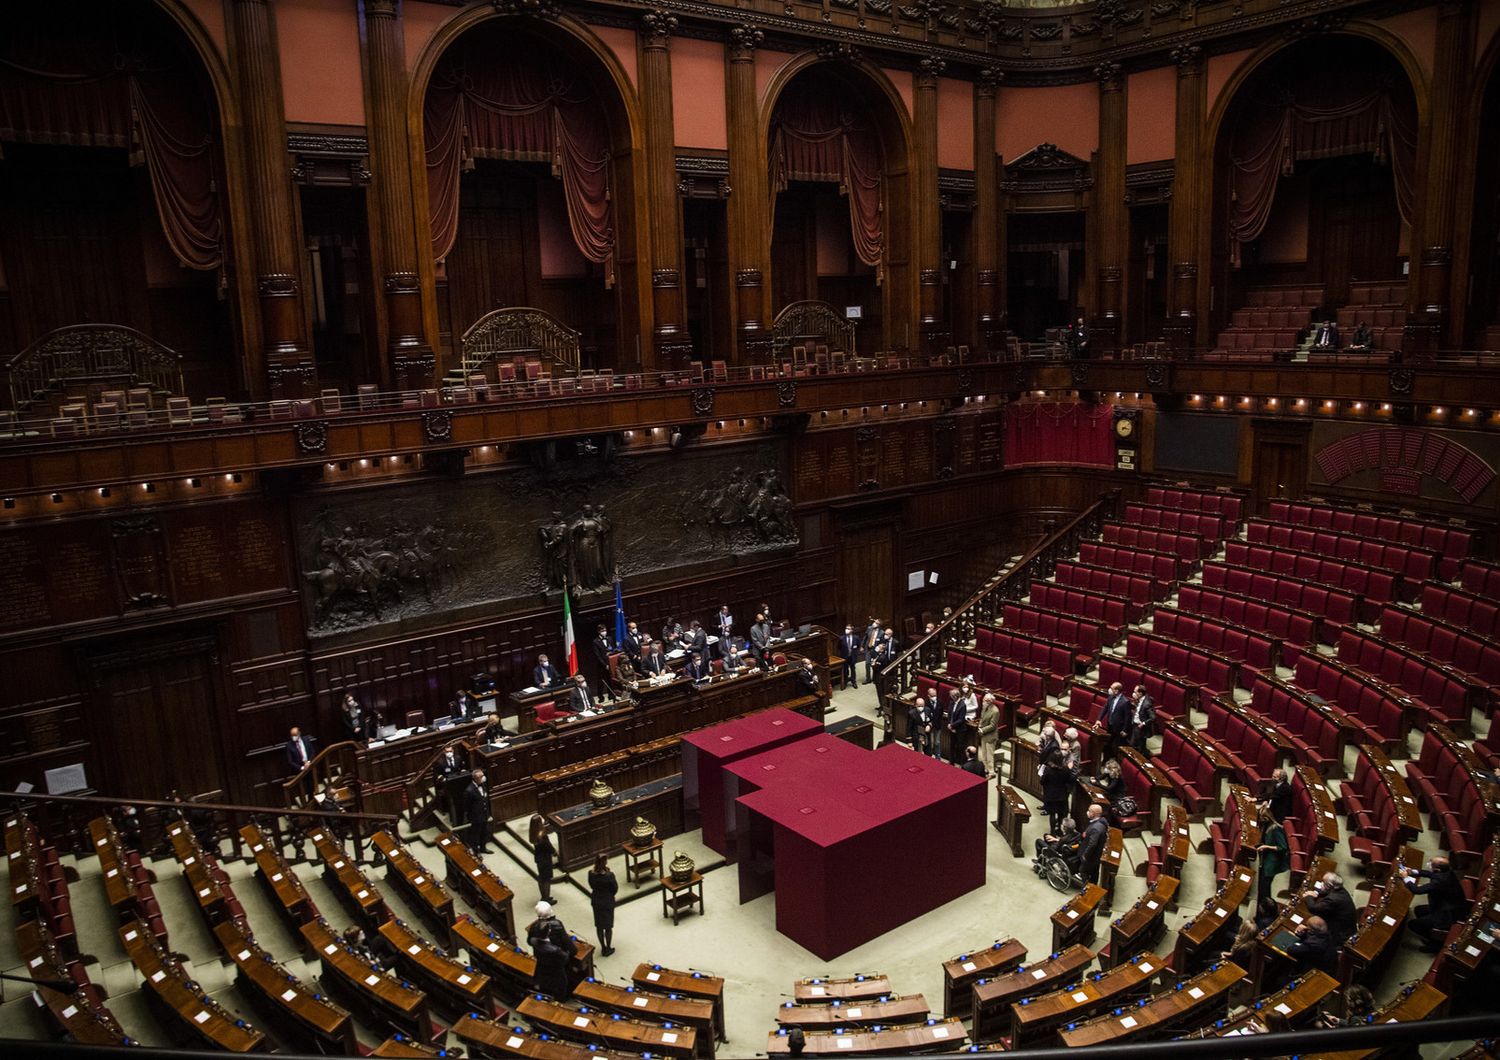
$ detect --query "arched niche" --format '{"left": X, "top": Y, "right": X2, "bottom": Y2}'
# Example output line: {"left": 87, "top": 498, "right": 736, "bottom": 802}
{"left": 409, "top": 14, "right": 645, "bottom": 372}
{"left": 760, "top": 58, "right": 914, "bottom": 356}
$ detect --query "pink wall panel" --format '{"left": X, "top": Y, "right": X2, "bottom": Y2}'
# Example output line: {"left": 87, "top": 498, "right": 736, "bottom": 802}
{"left": 1126, "top": 67, "right": 1177, "bottom": 164}
{"left": 755, "top": 50, "right": 797, "bottom": 107}
{"left": 996, "top": 83, "right": 1098, "bottom": 163}
{"left": 403, "top": 0, "right": 450, "bottom": 75}
{"left": 937, "top": 78, "right": 974, "bottom": 170}
{"left": 671, "top": 37, "right": 728, "bottom": 150}
{"left": 1207, "top": 49, "right": 1254, "bottom": 119}
{"left": 179, "top": 0, "right": 228, "bottom": 64}
{"left": 593, "top": 25, "right": 639, "bottom": 91}
{"left": 277, "top": 0, "right": 366, "bottom": 126}
{"left": 1377, "top": 7, "right": 1437, "bottom": 85}
{"left": 881, "top": 68, "right": 914, "bottom": 120}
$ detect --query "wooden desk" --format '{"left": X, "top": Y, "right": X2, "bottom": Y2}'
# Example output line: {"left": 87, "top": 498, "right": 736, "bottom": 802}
{"left": 378, "top": 916, "right": 495, "bottom": 1018}
{"left": 1107, "top": 875, "right": 1178, "bottom": 969}
{"left": 662, "top": 871, "right": 705, "bottom": 924}
{"left": 518, "top": 994, "right": 697, "bottom": 1058}
{"left": 1174, "top": 866, "right": 1254, "bottom": 973}
{"left": 1008, "top": 735, "right": 1044, "bottom": 800}
{"left": 1296, "top": 765, "right": 1340, "bottom": 854}
{"left": 1339, "top": 847, "right": 1420, "bottom": 985}
{"left": 1209, "top": 970, "right": 1339, "bottom": 1035}
{"left": 942, "top": 937, "right": 1026, "bottom": 1018}
{"left": 993, "top": 784, "right": 1031, "bottom": 857}
{"left": 632, "top": 963, "right": 727, "bottom": 1042}
{"left": 624, "top": 837, "right": 663, "bottom": 886}
{"left": 1252, "top": 854, "right": 1337, "bottom": 991}
{"left": 574, "top": 977, "right": 717, "bottom": 1057}
{"left": 166, "top": 821, "right": 233, "bottom": 930}
{"left": 1051, "top": 883, "right": 1107, "bottom": 951}
{"left": 775, "top": 994, "right": 930, "bottom": 1030}
{"left": 371, "top": 1036, "right": 442, "bottom": 1057}
{"left": 793, "top": 974, "right": 893, "bottom": 1003}
{"left": 240, "top": 824, "right": 317, "bottom": 939}
{"left": 1361, "top": 744, "right": 1422, "bottom": 839}
{"left": 213, "top": 918, "right": 354, "bottom": 1055}
{"left": 1058, "top": 961, "right": 1243, "bottom": 1046}
{"left": 372, "top": 830, "right": 455, "bottom": 947}
{"left": 764, "top": 1019, "right": 966, "bottom": 1055}
{"left": 16, "top": 919, "right": 130, "bottom": 1046}
{"left": 1301, "top": 981, "right": 1447, "bottom": 1060}
{"left": 307, "top": 827, "right": 388, "bottom": 926}
{"left": 971, "top": 944, "right": 1094, "bottom": 1042}
{"left": 1099, "top": 828, "right": 1123, "bottom": 912}
{"left": 300, "top": 917, "right": 432, "bottom": 1043}
{"left": 89, "top": 817, "right": 135, "bottom": 916}
{"left": 1159, "top": 804, "right": 1194, "bottom": 878}
{"left": 118, "top": 917, "right": 267, "bottom": 1052}
{"left": 437, "top": 830, "right": 515, "bottom": 940}
{"left": 550, "top": 775, "right": 685, "bottom": 871}
{"left": 454, "top": 918, "right": 594, "bottom": 1002}
{"left": 1009, "top": 951, "right": 1162, "bottom": 1048}
{"left": 454, "top": 1014, "right": 638, "bottom": 1059}
{"left": 826, "top": 715, "right": 875, "bottom": 749}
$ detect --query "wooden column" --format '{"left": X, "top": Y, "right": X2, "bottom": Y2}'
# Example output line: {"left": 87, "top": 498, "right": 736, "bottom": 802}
{"left": 359, "top": 0, "right": 434, "bottom": 389}
{"left": 639, "top": 9, "right": 692, "bottom": 368}
{"left": 915, "top": 58, "right": 946, "bottom": 355}
{"left": 1406, "top": 0, "right": 1473, "bottom": 359}
{"left": 974, "top": 68, "right": 1004, "bottom": 352}
{"left": 229, "top": 0, "right": 315, "bottom": 398}
{"left": 1165, "top": 45, "right": 1205, "bottom": 351}
{"left": 1092, "top": 61, "right": 1127, "bottom": 355}
{"left": 725, "top": 24, "right": 770, "bottom": 363}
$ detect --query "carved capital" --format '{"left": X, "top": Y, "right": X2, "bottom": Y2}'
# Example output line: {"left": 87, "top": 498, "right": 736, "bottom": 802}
{"left": 295, "top": 420, "right": 329, "bottom": 455}
{"left": 1170, "top": 44, "right": 1203, "bottom": 73}
{"left": 640, "top": 8, "right": 678, "bottom": 45}
{"left": 916, "top": 57, "right": 947, "bottom": 87}
{"left": 728, "top": 23, "right": 764, "bottom": 59}
{"left": 1094, "top": 61, "right": 1123, "bottom": 91}
{"left": 258, "top": 273, "right": 299, "bottom": 297}
{"left": 919, "top": 268, "right": 943, "bottom": 287}
{"left": 977, "top": 66, "right": 1005, "bottom": 96}
{"left": 1172, "top": 261, "right": 1198, "bottom": 279}
{"left": 490, "top": 0, "right": 560, "bottom": 19}
{"left": 1421, "top": 245, "right": 1454, "bottom": 266}
{"left": 816, "top": 41, "right": 861, "bottom": 64}
{"left": 364, "top": 0, "right": 399, "bottom": 19}
{"left": 976, "top": 268, "right": 998, "bottom": 286}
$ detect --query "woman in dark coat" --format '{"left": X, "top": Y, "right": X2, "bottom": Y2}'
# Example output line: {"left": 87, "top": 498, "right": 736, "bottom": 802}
{"left": 530, "top": 814, "right": 556, "bottom": 903}
{"left": 526, "top": 901, "right": 570, "bottom": 998}
{"left": 1040, "top": 741, "right": 1075, "bottom": 835}
{"left": 588, "top": 853, "right": 619, "bottom": 956}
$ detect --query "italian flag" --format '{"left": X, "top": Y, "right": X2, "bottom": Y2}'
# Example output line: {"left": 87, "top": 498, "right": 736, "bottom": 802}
{"left": 562, "top": 585, "right": 578, "bottom": 676}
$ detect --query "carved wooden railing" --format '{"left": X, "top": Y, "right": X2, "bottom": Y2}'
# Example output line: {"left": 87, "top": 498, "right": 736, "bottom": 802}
{"left": 281, "top": 740, "right": 361, "bottom": 812}
{"left": 5, "top": 324, "right": 185, "bottom": 412}
{"left": 770, "top": 300, "right": 857, "bottom": 359}
{"left": 875, "top": 490, "right": 1121, "bottom": 717}
{"left": 460, "top": 306, "right": 582, "bottom": 378}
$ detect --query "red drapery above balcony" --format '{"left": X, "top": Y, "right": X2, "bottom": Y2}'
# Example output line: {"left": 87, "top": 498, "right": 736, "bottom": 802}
{"left": 1004, "top": 401, "right": 1116, "bottom": 468}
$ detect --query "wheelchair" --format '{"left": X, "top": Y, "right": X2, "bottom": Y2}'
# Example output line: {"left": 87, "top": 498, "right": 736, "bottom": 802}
{"left": 1033, "top": 845, "right": 1085, "bottom": 893}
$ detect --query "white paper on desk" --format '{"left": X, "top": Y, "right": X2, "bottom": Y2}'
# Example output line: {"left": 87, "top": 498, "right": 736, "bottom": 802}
{"left": 1188, "top": 987, "right": 1205, "bottom": 999}
{"left": 810, "top": 986, "right": 825, "bottom": 995}
{"left": 237, "top": 950, "right": 251, "bottom": 961}
{"left": 281, "top": 988, "right": 297, "bottom": 1002}
{"left": 1031, "top": 969, "right": 1047, "bottom": 979}
{"left": 1274, "top": 1003, "right": 1292, "bottom": 1015}
{"left": 835, "top": 1038, "right": 853, "bottom": 1049}
{"left": 365, "top": 974, "right": 382, "bottom": 986}
{"left": 487, "top": 942, "right": 499, "bottom": 952}
{"left": 507, "top": 1037, "right": 525, "bottom": 1048}
{"left": 634, "top": 997, "right": 649, "bottom": 1007}
{"left": 60, "top": 1005, "right": 77, "bottom": 1019}
{"left": 662, "top": 1032, "right": 678, "bottom": 1043}
{"left": 522, "top": 686, "right": 541, "bottom": 694}
{"left": 407, "top": 944, "right": 421, "bottom": 955}
{"left": 847, "top": 1007, "right": 863, "bottom": 1018}
{"left": 124, "top": 929, "right": 138, "bottom": 942}
{"left": 1120, "top": 1015, "right": 1138, "bottom": 1028}
{"left": 931, "top": 1026, "right": 950, "bottom": 1038}
{"left": 29, "top": 956, "right": 43, "bottom": 969}
{"left": 193, "top": 1011, "right": 211, "bottom": 1024}
{"left": 961, "top": 961, "right": 977, "bottom": 972}
{"left": 457, "top": 974, "right": 471, "bottom": 986}
{"left": 1071, "top": 991, "right": 1089, "bottom": 1003}
{"left": 573, "top": 1016, "right": 590, "bottom": 1027}
{"left": 413, "top": 876, "right": 425, "bottom": 885}
{"left": 324, "top": 944, "right": 338, "bottom": 955}
{"left": 150, "top": 971, "right": 166, "bottom": 983}
{"left": 647, "top": 972, "right": 661, "bottom": 981}
{"left": 106, "top": 868, "right": 118, "bottom": 878}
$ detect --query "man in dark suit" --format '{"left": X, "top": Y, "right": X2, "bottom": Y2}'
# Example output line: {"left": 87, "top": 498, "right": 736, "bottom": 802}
{"left": 590, "top": 625, "right": 616, "bottom": 702}
{"left": 434, "top": 742, "right": 466, "bottom": 821}
{"left": 946, "top": 689, "right": 971, "bottom": 765}
{"left": 1129, "top": 685, "right": 1156, "bottom": 755}
{"left": 567, "top": 672, "right": 598, "bottom": 713}
{"left": 872, "top": 628, "right": 898, "bottom": 676}
{"left": 797, "top": 657, "right": 821, "bottom": 696}
{"left": 1078, "top": 803, "right": 1110, "bottom": 885}
{"left": 455, "top": 689, "right": 482, "bottom": 722}
{"left": 285, "top": 727, "right": 316, "bottom": 773}
{"left": 533, "top": 654, "right": 565, "bottom": 690}
{"left": 1101, "top": 681, "right": 1132, "bottom": 763}
{"left": 1266, "top": 768, "right": 1293, "bottom": 822}
{"left": 1288, "top": 916, "right": 1338, "bottom": 974}
{"left": 1313, "top": 320, "right": 1340, "bottom": 349}
{"left": 863, "top": 620, "right": 884, "bottom": 683}
{"left": 716, "top": 606, "right": 734, "bottom": 653}
{"left": 907, "top": 697, "right": 933, "bottom": 756}
{"left": 685, "top": 652, "right": 710, "bottom": 682}
{"left": 463, "top": 768, "right": 492, "bottom": 854}
{"left": 839, "top": 625, "right": 862, "bottom": 689}
{"left": 1306, "top": 871, "right": 1358, "bottom": 945}
{"left": 621, "top": 622, "right": 643, "bottom": 664}
{"left": 638, "top": 641, "right": 667, "bottom": 677}
{"left": 683, "top": 620, "right": 708, "bottom": 659}
{"left": 1068, "top": 316, "right": 1089, "bottom": 359}
{"left": 1404, "top": 857, "right": 1466, "bottom": 951}
{"left": 749, "top": 613, "right": 771, "bottom": 667}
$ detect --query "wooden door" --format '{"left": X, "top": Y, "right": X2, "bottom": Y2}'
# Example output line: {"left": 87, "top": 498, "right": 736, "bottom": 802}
{"left": 835, "top": 521, "right": 896, "bottom": 635}
{"left": 1251, "top": 421, "right": 1310, "bottom": 513}
{"left": 83, "top": 635, "right": 227, "bottom": 799}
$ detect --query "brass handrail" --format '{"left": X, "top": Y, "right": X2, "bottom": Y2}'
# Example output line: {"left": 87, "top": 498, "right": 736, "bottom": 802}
{"left": 459, "top": 305, "right": 582, "bottom": 378}
{"left": 5, "top": 324, "right": 184, "bottom": 412}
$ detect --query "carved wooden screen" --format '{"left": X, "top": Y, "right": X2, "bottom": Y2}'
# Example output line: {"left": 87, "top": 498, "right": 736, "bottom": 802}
{"left": 459, "top": 306, "right": 582, "bottom": 378}
{"left": 770, "top": 301, "right": 856, "bottom": 360}
{"left": 5, "top": 324, "right": 185, "bottom": 412}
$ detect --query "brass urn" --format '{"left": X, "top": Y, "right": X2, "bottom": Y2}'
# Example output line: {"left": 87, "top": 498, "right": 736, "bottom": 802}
{"left": 588, "top": 777, "right": 615, "bottom": 809}
{"left": 629, "top": 816, "right": 657, "bottom": 846}
{"left": 668, "top": 851, "right": 695, "bottom": 883}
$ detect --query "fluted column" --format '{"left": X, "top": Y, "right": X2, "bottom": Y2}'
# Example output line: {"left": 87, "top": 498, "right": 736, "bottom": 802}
{"left": 230, "top": 0, "right": 315, "bottom": 398}
{"left": 359, "top": 0, "right": 434, "bottom": 389}
{"left": 915, "top": 58, "right": 946, "bottom": 355}
{"left": 1092, "top": 61, "right": 1127, "bottom": 355}
{"left": 1405, "top": 0, "right": 1472, "bottom": 359}
{"left": 973, "top": 67, "right": 1004, "bottom": 351}
{"left": 1165, "top": 45, "right": 1205, "bottom": 350}
{"left": 725, "top": 24, "right": 771, "bottom": 362}
{"left": 639, "top": 10, "right": 692, "bottom": 368}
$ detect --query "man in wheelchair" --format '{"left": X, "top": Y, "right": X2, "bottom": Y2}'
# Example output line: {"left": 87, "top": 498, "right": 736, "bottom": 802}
{"left": 1032, "top": 816, "right": 1082, "bottom": 875}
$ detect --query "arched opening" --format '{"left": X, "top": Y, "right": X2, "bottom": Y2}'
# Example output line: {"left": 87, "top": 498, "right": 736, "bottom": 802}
{"left": 0, "top": 0, "right": 233, "bottom": 403}
{"left": 1208, "top": 36, "right": 1418, "bottom": 356}
{"left": 421, "top": 20, "right": 640, "bottom": 372}
{"left": 766, "top": 63, "right": 911, "bottom": 356}
{"left": 1466, "top": 53, "right": 1500, "bottom": 351}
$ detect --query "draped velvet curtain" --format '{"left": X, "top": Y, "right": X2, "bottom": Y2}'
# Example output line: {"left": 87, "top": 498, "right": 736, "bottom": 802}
{"left": 0, "top": 35, "right": 223, "bottom": 271}
{"left": 769, "top": 92, "right": 885, "bottom": 277}
{"left": 1228, "top": 71, "right": 1418, "bottom": 268}
{"left": 424, "top": 44, "right": 615, "bottom": 283}
{"left": 1004, "top": 402, "right": 1116, "bottom": 468}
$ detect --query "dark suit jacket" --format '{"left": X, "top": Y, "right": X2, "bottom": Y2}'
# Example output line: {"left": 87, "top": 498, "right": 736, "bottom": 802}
{"left": 1307, "top": 885, "right": 1358, "bottom": 943}
{"left": 1103, "top": 693, "right": 1132, "bottom": 736}
{"left": 1288, "top": 927, "right": 1338, "bottom": 972}
{"left": 1267, "top": 779, "right": 1293, "bottom": 822}
{"left": 907, "top": 704, "right": 931, "bottom": 740}
{"left": 285, "top": 735, "right": 316, "bottom": 771}
{"left": 568, "top": 683, "right": 597, "bottom": 713}
{"left": 749, "top": 623, "right": 771, "bottom": 652}
{"left": 436, "top": 750, "right": 465, "bottom": 780}
{"left": 463, "top": 781, "right": 490, "bottom": 832}
{"left": 622, "top": 632, "right": 643, "bottom": 660}
{"left": 1133, "top": 696, "right": 1157, "bottom": 734}
{"left": 591, "top": 637, "right": 612, "bottom": 670}
{"left": 534, "top": 664, "right": 564, "bottom": 688}
{"left": 1408, "top": 867, "right": 1466, "bottom": 920}
{"left": 1079, "top": 817, "right": 1109, "bottom": 867}
{"left": 685, "top": 629, "right": 708, "bottom": 656}
{"left": 685, "top": 659, "right": 710, "bottom": 681}
{"left": 841, "top": 633, "right": 862, "bottom": 661}
{"left": 639, "top": 652, "right": 666, "bottom": 676}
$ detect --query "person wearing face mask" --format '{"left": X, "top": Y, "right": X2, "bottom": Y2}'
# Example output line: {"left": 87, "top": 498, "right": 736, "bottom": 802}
{"left": 839, "top": 624, "right": 862, "bottom": 689}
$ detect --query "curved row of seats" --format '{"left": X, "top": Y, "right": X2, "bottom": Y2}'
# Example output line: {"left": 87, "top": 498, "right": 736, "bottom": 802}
{"left": 1223, "top": 540, "right": 1403, "bottom": 614}
{"left": 1201, "top": 562, "right": 1359, "bottom": 636}
{"left": 1460, "top": 559, "right": 1500, "bottom": 600}
{"left": 5, "top": 815, "right": 77, "bottom": 958}
{"left": 1342, "top": 744, "right": 1422, "bottom": 877}
{"left": 1291, "top": 652, "right": 1409, "bottom": 750}
{"left": 1176, "top": 583, "right": 1322, "bottom": 655}
{"left": 1405, "top": 724, "right": 1499, "bottom": 867}
{"left": 1101, "top": 523, "right": 1204, "bottom": 564}
{"left": 1078, "top": 541, "right": 1184, "bottom": 583}
{"left": 1122, "top": 503, "right": 1232, "bottom": 541}
{"left": 1202, "top": 696, "right": 1288, "bottom": 790}
{"left": 1054, "top": 560, "right": 1166, "bottom": 608}
{"left": 973, "top": 624, "right": 1076, "bottom": 691}
{"left": 1246, "top": 518, "right": 1439, "bottom": 584}
{"left": 1335, "top": 627, "right": 1483, "bottom": 730}
{"left": 999, "top": 603, "right": 1109, "bottom": 655}
{"left": 1142, "top": 486, "right": 1245, "bottom": 522}
{"left": 1379, "top": 605, "right": 1500, "bottom": 707}
{"left": 1283, "top": 766, "right": 1341, "bottom": 887}
{"left": 1151, "top": 607, "right": 1280, "bottom": 688}
{"left": 1156, "top": 722, "right": 1229, "bottom": 818}
{"left": 1247, "top": 675, "right": 1350, "bottom": 775}
{"left": 1266, "top": 499, "right": 1474, "bottom": 581}
{"left": 1096, "top": 656, "right": 1200, "bottom": 722}
{"left": 1030, "top": 581, "right": 1135, "bottom": 632}
{"left": 1126, "top": 631, "right": 1239, "bottom": 697}
{"left": 944, "top": 646, "right": 1049, "bottom": 711}
{"left": 1420, "top": 582, "right": 1500, "bottom": 638}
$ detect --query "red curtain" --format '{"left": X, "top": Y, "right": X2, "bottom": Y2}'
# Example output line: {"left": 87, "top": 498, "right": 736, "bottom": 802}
{"left": 1228, "top": 72, "right": 1418, "bottom": 267}
{"left": 769, "top": 92, "right": 884, "bottom": 275}
{"left": 424, "top": 44, "right": 614, "bottom": 283}
{"left": 1004, "top": 402, "right": 1116, "bottom": 468}
{"left": 1, "top": 43, "right": 223, "bottom": 270}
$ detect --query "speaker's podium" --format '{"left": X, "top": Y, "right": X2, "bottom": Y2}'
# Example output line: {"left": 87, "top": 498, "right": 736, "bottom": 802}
{"left": 725, "top": 733, "right": 987, "bottom": 959}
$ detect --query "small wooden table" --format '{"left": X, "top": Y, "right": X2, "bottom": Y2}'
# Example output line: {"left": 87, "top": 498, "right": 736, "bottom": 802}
{"left": 993, "top": 783, "right": 1031, "bottom": 858}
{"left": 661, "top": 871, "right": 704, "bottom": 924}
{"left": 624, "top": 838, "right": 662, "bottom": 886}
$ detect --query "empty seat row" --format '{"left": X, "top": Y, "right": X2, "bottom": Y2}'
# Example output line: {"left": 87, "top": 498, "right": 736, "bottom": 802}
{"left": 1223, "top": 540, "right": 1404, "bottom": 614}
{"left": 1200, "top": 563, "right": 1358, "bottom": 637}
{"left": 1176, "top": 584, "right": 1320, "bottom": 654}
{"left": 1156, "top": 722, "right": 1228, "bottom": 817}
{"left": 1284, "top": 767, "right": 1340, "bottom": 885}
{"left": 1151, "top": 607, "right": 1280, "bottom": 689}
{"left": 999, "top": 603, "right": 1108, "bottom": 655}
{"left": 1460, "top": 560, "right": 1500, "bottom": 601}
{"left": 1122, "top": 503, "right": 1232, "bottom": 541}
{"left": 1267, "top": 500, "right": 1473, "bottom": 581}
{"left": 1405, "top": 725, "right": 1499, "bottom": 866}
{"left": 1420, "top": 583, "right": 1500, "bottom": 639}
{"left": 1096, "top": 656, "right": 1200, "bottom": 721}
{"left": 1245, "top": 519, "right": 1438, "bottom": 584}
{"left": 1063, "top": 685, "right": 1109, "bottom": 731}
{"left": 1213, "top": 328, "right": 1303, "bottom": 351}
{"left": 1115, "top": 748, "right": 1170, "bottom": 834}
{"left": 1345, "top": 281, "right": 1407, "bottom": 306}
{"left": 973, "top": 624, "right": 1074, "bottom": 691}
{"left": 1379, "top": 606, "right": 1500, "bottom": 697}
{"left": 1336, "top": 628, "right": 1482, "bottom": 730}
{"left": 1243, "top": 284, "right": 1326, "bottom": 308}
{"left": 1248, "top": 676, "right": 1350, "bottom": 775}
{"left": 1203, "top": 697, "right": 1287, "bottom": 790}
{"left": 1078, "top": 540, "right": 1184, "bottom": 584}
{"left": 1207, "top": 787, "right": 1258, "bottom": 883}
{"left": 1142, "top": 485, "right": 1245, "bottom": 522}
{"left": 1101, "top": 522, "right": 1203, "bottom": 563}
{"left": 1053, "top": 560, "right": 1165, "bottom": 608}
{"left": 1126, "top": 631, "right": 1239, "bottom": 697}
{"left": 1291, "top": 652, "right": 1406, "bottom": 750}
{"left": 1229, "top": 307, "right": 1316, "bottom": 331}
{"left": 1029, "top": 581, "right": 1136, "bottom": 631}
{"left": 1341, "top": 744, "right": 1422, "bottom": 873}
{"left": 944, "top": 646, "right": 1048, "bottom": 710}
{"left": 8, "top": 818, "right": 78, "bottom": 958}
